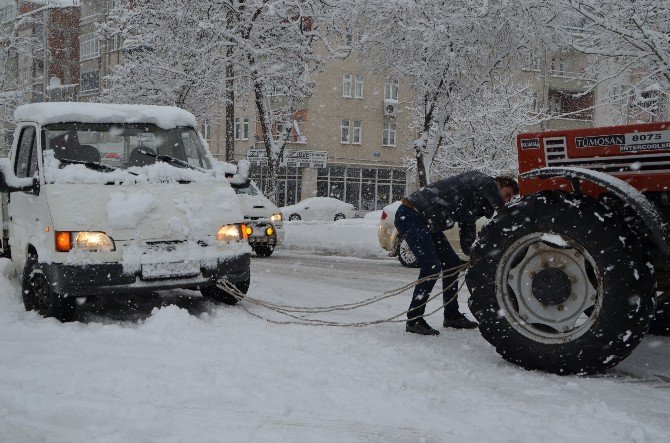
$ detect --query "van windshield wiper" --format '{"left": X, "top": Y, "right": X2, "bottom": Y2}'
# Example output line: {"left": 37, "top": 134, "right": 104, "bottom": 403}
{"left": 58, "top": 157, "right": 138, "bottom": 175}
{"left": 136, "top": 149, "right": 205, "bottom": 172}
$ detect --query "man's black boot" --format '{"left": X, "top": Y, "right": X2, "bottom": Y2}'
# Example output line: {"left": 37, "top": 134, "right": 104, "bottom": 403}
{"left": 443, "top": 313, "right": 478, "bottom": 329}
{"left": 406, "top": 319, "right": 440, "bottom": 336}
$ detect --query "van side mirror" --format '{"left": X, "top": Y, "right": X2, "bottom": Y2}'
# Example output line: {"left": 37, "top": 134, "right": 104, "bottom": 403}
{"left": 0, "top": 158, "right": 40, "bottom": 195}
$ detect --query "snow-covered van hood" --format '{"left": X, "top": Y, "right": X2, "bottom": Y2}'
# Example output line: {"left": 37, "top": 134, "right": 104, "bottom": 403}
{"left": 237, "top": 193, "right": 279, "bottom": 219}
{"left": 45, "top": 182, "right": 244, "bottom": 242}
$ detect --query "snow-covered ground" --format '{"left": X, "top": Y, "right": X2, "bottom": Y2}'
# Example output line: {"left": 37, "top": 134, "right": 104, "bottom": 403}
{"left": 1, "top": 220, "right": 670, "bottom": 441}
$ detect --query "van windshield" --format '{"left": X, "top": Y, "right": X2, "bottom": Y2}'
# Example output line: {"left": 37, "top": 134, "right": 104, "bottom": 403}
{"left": 233, "top": 183, "right": 259, "bottom": 196}
{"left": 43, "top": 123, "right": 212, "bottom": 171}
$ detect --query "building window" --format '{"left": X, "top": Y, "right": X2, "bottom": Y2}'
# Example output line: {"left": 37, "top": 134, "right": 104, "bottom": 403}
{"left": 317, "top": 166, "right": 407, "bottom": 211}
{"left": 340, "top": 119, "right": 350, "bottom": 143}
{"left": 201, "top": 119, "right": 211, "bottom": 142}
{"left": 342, "top": 74, "right": 352, "bottom": 98}
{"left": 235, "top": 117, "right": 249, "bottom": 140}
{"left": 107, "top": 33, "right": 119, "bottom": 52}
{"left": 550, "top": 56, "right": 565, "bottom": 76}
{"left": 352, "top": 121, "right": 362, "bottom": 144}
{"left": 80, "top": 70, "right": 100, "bottom": 92}
{"left": 382, "top": 123, "right": 396, "bottom": 147}
{"left": 249, "top": 165, "right": 302, "bottom": 207}
{"left": 354, "top": 75, "right": 363, "bottom": 99}
{"left": 547, "top": 88, "right": 594, "bottom": 120}
{"left": 80, "top": 32, "right": 100, "bottom": 61}
{"left": 384, "top": 79, "right": 398, "bottom": 101}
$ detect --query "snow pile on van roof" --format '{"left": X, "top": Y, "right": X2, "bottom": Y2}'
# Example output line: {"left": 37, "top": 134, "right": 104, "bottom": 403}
{"left": 14, "top": 102, "right": 198, "bottom": 129}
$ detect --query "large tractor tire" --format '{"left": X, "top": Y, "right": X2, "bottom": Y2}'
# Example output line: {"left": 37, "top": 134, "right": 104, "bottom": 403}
{"left": 649, "top": 296, "right": 670, "bottom": 335}
{"left": 466, "top": 191, "right": 655, "bottom": 375}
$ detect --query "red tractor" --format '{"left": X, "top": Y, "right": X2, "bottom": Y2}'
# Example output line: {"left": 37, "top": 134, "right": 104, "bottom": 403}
{"left": 466, "top": 121, "right": 670, "bottom": 374}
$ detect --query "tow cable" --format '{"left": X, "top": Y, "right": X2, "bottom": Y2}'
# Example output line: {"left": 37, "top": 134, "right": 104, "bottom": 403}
{"left": 215, "top": 261, "right": 470, "bottom": 327}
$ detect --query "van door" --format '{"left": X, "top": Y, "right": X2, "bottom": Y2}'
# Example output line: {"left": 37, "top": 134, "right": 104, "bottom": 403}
{"left": 8, "top": 124, "right": 43, "bottom": 271}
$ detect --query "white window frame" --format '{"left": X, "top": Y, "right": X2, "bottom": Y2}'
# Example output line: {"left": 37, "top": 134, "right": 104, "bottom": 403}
{"left": 340, "top": 119, "right": 350, "bottom": 144}
{"left": 107, "top": 33, "right": 119, "bottom": 52}
{"left": 352, "top": 120, "right": 362, "bottom": 144}
{"left": 242, "top": 117, "right": 249, "bottom": 140}
{"left": 354, "top": 75, "right": 363, "bottom": 99}
{"left": 384, "top": 79, "right": 398, "bottom": 101}
{"left": 342, "top": 74, "right": 352, "bottom": 98}
{"left": 382, "top": 123, "right": 396, "bottom": 147}
{"left": 234, "top": 118, "right": 241, "bottom": 140}
{"left": 80, "top": 32, "right": 100, "bottom": 61}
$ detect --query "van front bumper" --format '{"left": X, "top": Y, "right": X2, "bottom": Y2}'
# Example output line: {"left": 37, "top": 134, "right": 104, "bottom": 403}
{"left": 41, "top": 253, "right": 251, "bottom": 298}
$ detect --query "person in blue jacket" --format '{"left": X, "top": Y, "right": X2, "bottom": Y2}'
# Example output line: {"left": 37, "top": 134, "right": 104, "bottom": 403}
{"left": 396, "top": 172, "right": 518, "bottom": 335}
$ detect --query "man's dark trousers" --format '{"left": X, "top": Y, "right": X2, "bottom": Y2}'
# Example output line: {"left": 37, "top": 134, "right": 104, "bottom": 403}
{"left": 395, "top": 204, "right": 462, "bottom": 323}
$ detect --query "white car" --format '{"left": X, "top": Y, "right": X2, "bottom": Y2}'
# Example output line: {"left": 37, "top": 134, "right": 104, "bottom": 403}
{"left": 233, "top": 181, "right": 284, "bottom": 257}
{"left": 281, "top": 197, "right": 354, "bottom": 221}
{"left": 378, "top": 201, "right": 485, "bottom": 267}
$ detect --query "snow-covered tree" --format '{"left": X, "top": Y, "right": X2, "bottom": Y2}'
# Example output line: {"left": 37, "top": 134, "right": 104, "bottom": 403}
{"left": 556, "top": 1, "right": 669, "bottom": 122}
{"left": 357, "top": 0, "right": 551, "bottom": 186}
{"left": 103, "top": 0, "right": 341, "bottom": 203}
{"left": 0, "top": 7, "right": 42, "bottom": 152}
{"left": 100, "top": 0, "right": 230, "bottom": 119}
{"left": 431, "top": 81, "right": 538, "bottom": 177}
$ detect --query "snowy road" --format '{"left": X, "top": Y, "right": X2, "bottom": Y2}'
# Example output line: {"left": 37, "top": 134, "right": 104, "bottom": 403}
{"left": 1, "top": 251, "right": 670, "bottom": 441}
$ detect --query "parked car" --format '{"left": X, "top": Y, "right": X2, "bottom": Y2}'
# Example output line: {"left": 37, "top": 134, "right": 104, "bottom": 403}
{"left": 232, "top": 180, "right": 284, "bottom": 257}
{"left": 378, "top": 201, "right": 485, "bottom": 267}
{"left": 281, "top": 197, "right": 354, "bottom": 221}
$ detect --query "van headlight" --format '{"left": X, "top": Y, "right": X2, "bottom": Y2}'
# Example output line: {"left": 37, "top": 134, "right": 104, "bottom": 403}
{"left": 270, "top": 213, "right": 282, "bottom": 222}
{"left": 217, "top": 224, "right": 248, "bottom": 243}
{"left": 55, "top": 231, "right": 115, "bottom": 252}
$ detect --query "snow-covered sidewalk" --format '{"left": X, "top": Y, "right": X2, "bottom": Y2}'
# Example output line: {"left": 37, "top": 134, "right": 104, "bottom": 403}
{"left": 1, "top": 253, "right": 669, "bottom": 441}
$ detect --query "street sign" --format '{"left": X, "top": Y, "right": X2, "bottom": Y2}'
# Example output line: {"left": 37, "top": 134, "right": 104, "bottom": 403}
{"left": 245, "top": 148, "right": 327, "bottom": 168}
{"left": 283, "top": 150, "right": 328, "bottom": 168}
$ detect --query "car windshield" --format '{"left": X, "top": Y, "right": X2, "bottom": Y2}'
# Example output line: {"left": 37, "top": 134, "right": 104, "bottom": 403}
{"left": 43, "top": 123, "right": 212, "bottom": 171}
{"left": 233, "top": 183, "right": 259, "bottom": 196}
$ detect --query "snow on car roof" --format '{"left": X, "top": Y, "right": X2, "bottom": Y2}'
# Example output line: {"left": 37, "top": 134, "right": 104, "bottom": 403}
{"left": 14, "top": 102, "right": 198, "bottom": 129}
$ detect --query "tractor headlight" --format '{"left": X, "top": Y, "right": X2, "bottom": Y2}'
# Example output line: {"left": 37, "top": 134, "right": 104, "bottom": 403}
{"left": 217, "top": 224, "right": 247, "bottom": 243}
{"left": 270, "top": 213, "right": 282, "bottom": 222}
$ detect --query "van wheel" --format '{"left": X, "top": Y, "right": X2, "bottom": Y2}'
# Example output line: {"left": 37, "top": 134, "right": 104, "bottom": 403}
{"left": 334, "top": 213, "right": 345, "bottom": 221}
{"left": 253, "top": 245, "right": 274, "bottom": 257}
{"left": 23, "top": 256, "right": 77, "bottom": 322}
{"left": 201, "top": 279, "right": 250, "bottom": 305}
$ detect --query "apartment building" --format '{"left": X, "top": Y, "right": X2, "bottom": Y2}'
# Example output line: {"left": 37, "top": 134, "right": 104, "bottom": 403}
{"left": 78, "top": 0, "right": 120, "bottom": 100}
{"left": 0, "top": 0, "right": 79, "bottom": 152}
{"left": 521, "top": 48, "right": 668, "bottom": 131}
{"left": 223, "top": 53, "right": 415, "bottom": 210}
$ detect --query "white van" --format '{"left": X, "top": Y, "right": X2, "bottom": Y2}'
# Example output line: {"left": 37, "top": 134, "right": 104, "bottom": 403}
{"left": 232, "top": 180, "right": 284, "bottom": 257}
{"left": 0, "top": 102, "right": 251, "bottom": 321}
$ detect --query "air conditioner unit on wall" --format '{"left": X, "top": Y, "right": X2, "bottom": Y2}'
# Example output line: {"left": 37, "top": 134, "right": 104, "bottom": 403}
{"left": 384, "top": 99, "right": 398, "bottom": 117}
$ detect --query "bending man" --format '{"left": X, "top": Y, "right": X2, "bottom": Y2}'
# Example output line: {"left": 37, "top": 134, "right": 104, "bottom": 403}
{"left": 396, "top": 172, "right": 518, "bottom": 335}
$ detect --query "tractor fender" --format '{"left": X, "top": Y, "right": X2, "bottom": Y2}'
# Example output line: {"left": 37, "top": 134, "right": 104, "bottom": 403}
{"left": 521, "top": 166, "right": 670, "bottom": 256}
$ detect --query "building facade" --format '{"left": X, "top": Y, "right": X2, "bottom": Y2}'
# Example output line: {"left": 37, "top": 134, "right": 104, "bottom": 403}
{"left": 0, "top": 0, "right": 79, "bottom": 153}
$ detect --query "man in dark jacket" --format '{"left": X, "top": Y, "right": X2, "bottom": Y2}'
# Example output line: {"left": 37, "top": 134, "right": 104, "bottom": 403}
{"left": 395, "top": 171, "right": 518, "bottom": 335}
